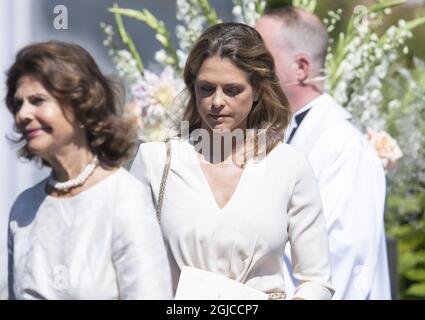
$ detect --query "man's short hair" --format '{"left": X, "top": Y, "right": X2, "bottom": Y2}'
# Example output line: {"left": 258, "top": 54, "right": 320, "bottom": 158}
{"left": 264, "top": 6, "right": 329, "bottom": 72}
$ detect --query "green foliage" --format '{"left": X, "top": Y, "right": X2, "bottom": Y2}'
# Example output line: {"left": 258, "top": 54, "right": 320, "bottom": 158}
{"left": 292, "top": 0, "right": 316, "bottom": 12}
{"left": 109, "top": 4, "right": 180, "bottom": 69}
{"left": 266, "top": 0, "right": 316, "bottom": 12}
{"left": 406, "top": 283, "right": 425, "bottom": 297}
{"left": 199, "top": 0, "right": 220, "bottom": 25}
{"left": 266, "top": 0, "right": 292, "bottom": 9}
{"left": 388, "top": 219, "right": 425, "bottom": 298}
{"left": 112, "top": 4, "right": 144, "bottom": 74}
{"left": 387, "top": 190, "right": 425, "bottom": 298}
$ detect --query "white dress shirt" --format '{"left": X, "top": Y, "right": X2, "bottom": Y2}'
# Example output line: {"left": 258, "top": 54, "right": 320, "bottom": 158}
{"left": 284, "top": 93, "right": 391, "bottom": 299}
{"left": 284, "top": 98, "right": 315, "bottom": 143}
{"left": 131, "top": 139, "right": 334, "bottom": 300}
{"left": 7, "top": 168, "right": 173, "bottom": 300}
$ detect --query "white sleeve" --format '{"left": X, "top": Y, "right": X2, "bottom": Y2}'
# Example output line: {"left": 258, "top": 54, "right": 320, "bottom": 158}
{"left": 313, "top": 131, "right": 388, "bottom": 299}
{"left": 111, "top": 180, "right": 172, "bottom": 300}
{"left": 287, "top": 156, "right": 334, "bottom": 300}
{"left": 112, "top": 150, "right": 173, "bottom": 299}
{"left": 130, "top": 144, "right": 151, "bottom": 189}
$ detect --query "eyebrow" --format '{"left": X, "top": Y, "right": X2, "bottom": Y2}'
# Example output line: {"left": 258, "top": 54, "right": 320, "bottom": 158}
{"left": 196, "top": 80, "right": 245, "bottom": 87}
{"left": 14, "top": 93, "right": 49, "bottom": 100}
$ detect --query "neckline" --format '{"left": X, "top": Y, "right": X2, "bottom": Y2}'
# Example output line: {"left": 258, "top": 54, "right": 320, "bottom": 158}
{"left": 189, "top": 142, "right": 251, "bottom": 212}
{"left": 44, "top": 167, "right": 122, "bottom": 202}
{"left": 187, "top": 140, "right": 284, "bottom": 212}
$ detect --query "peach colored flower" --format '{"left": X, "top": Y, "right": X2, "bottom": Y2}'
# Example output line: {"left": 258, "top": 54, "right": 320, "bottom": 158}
{"left": 367, "top": 128, "right": 403, "bottom": 172}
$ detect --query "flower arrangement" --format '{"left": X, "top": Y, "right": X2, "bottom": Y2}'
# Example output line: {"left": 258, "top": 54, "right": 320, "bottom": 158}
{"left": 101, "top": 0, "right": 424, "bottom": 172}
{"left": 321, "top": 1, "right": 424, "bottom": 174}
{"left": 101, "top": 0, "right": 267, "bottom": 141}
{"left": 132, "top": 66, "right": 185, "bottom": 141}
{"left": 101, "top": 0, "right": 423, "bottom": 169}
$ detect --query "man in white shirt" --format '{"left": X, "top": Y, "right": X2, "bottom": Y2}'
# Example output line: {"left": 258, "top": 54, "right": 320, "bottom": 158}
{"left": 256, "top": 6, "right": 391, "bottom": 299}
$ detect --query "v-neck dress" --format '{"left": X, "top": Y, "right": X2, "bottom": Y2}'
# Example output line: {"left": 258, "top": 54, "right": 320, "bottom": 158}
{"left": 130, "top": 139, "right": 333, "bottom": 299}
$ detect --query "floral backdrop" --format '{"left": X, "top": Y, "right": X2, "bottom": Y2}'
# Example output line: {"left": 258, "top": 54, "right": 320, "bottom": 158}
{"left": 101, "top": 0, "right": 425, "bottom": 298}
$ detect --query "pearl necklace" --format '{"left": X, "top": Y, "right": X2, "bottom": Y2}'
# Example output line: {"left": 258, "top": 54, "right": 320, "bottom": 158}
{"left": 47, "top": 156, "right": 99, "bottom": 192}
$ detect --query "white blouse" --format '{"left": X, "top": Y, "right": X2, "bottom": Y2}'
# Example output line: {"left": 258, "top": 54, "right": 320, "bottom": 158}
{"left": 130, "top": 139, "right": 334, "bottom": 299}
{"left": 8, "top": 168, "right": 172, "bottom": 300}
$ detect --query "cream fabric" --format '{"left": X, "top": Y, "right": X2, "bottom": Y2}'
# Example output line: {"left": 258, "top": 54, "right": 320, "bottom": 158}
{"left": 131, "top": 139, "right": 334, "bottom": 300}
{"left": 7, "top": 168, "right": 172, "bottom": 300}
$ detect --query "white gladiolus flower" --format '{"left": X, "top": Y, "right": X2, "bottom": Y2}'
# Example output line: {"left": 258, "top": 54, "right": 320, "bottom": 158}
{"left": 387, "top": 26, "right": 397, "bottom": 37}
{"left": 370, "top": 89, "right": 383, "bottom": 102}
{"left": 114, "top": 50, "right": 142, "bottom": 82}
{"left": 403, "top": 46, "right": 409, "bottom": 54}
{"left": 389, "top": 52, "right": 398, "bottom": 61}
{"left": 175, "top": 0, "right": 208, "bottom": 52}
{"left": 388, "top": 100, "right": 401, "bottom": 110}
{"left": 232, "top": 5, "right": 242, "bottom": 16}
{"left": 155, "top": 49, "right": 169, "bottom": 64}
{"left": 232, "top": 0, "right": 265, "bottom": 26}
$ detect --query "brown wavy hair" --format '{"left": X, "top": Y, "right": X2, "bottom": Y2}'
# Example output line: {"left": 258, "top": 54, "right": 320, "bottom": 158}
{"left": 5, "top": 41, "right": 138, "bottom": 168}
{"left": 182, "top": 22, "right": 291, "bottom": 155}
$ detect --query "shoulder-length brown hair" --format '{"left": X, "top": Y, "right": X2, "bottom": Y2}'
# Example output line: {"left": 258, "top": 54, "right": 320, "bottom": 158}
{"left": 182, "top": 22, "right": 291, "bottom": 155}
{"left": 5, "top": 41, "right": 138, "bottom": 168}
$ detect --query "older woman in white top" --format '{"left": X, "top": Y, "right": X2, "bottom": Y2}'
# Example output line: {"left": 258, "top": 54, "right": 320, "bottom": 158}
{"left": 131, "top": 23, "right": 333, "bottom": 299}
{"left": 5, "top": 41, "right": 172, "bottom": 299}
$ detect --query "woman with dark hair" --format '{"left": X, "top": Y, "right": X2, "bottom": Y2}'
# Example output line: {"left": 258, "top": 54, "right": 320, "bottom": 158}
{"left": 5, "top": 41, "right": 172, "bottom": 299}
{"left": 131, "top": 23, "right": 334, "bottom": 299}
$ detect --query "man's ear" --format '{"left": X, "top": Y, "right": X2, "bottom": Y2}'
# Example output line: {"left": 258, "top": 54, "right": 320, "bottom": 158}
{"left": 294, "top": 53, "right": 310, "bottom": 83}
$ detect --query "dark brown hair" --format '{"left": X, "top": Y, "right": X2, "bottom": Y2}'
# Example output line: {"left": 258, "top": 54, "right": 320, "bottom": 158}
{"left": 182, "top": 22, "right": 290, "bottom": 155}
{"left": 5, "top": 41, "right": 138, "bottom": 167}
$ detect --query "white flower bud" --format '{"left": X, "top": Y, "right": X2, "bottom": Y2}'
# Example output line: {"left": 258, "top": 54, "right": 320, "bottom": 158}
{"left": 398, "top": 19, "right": 406, "bottom": 28}
{"left": 232, "top": 5, "right": 242, "bottom": 17}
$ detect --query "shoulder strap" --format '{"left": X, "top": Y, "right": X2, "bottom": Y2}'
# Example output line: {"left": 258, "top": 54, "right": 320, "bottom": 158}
{"left": 157, "top": 140, "right": 172, "bottom": 223}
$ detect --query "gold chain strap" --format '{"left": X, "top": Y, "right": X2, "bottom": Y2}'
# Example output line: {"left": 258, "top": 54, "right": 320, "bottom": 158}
{"left": 268, "top": 292, "right": 287, "bottom": 300}
{"left": 157, "top": 140, "right": 172, "bottom": 223}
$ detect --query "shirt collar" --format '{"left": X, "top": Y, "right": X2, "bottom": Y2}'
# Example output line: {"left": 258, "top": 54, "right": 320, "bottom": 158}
{"left": 292, "top": 94, "right": 324, "bottom": 118}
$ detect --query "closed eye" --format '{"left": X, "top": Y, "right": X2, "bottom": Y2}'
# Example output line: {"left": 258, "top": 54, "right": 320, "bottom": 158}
{"left": 28, "top": 96, "right": 45, "bottom": 106}
{"left": 200, "top": 86, "right": 215, "bottom": 93}
{"left": 224, "top": 86, "right": 243, "bottom": 97}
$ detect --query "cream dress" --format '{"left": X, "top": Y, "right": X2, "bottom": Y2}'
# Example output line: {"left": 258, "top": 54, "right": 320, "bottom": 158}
{"left": 7, "top": 168, "right": 172, "bottom": 299}
{"left": 131, "top": 139, "right": 334, "bottom": 299}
